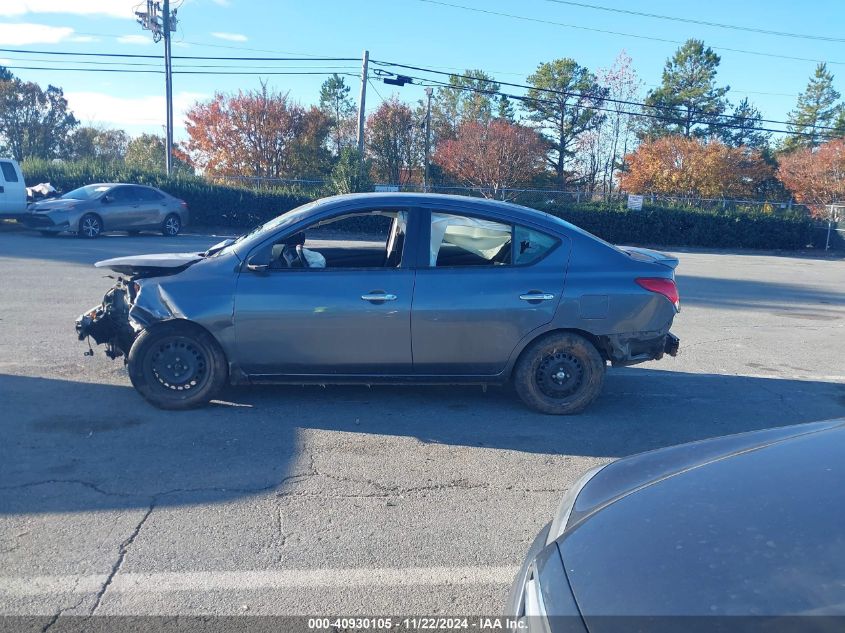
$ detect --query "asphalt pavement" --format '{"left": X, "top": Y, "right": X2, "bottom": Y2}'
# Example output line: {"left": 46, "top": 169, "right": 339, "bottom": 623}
{"left": 1, "top": 227, "right": 844, "bottom": 620}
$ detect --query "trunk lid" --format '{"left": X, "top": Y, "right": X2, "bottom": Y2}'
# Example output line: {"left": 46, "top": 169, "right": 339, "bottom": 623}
{"left": 618, "top": 246, "right": 679, "bottom": 270}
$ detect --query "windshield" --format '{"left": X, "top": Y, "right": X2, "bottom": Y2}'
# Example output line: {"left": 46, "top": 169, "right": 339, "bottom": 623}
{"left": 215, "top": 199, "right": 324, "bottom": 256}
{"left": 61, "top": 184, "right": 111, "bottom": 201}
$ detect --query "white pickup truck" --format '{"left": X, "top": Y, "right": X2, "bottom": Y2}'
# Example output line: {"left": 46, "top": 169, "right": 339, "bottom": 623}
{"left": 0, "top": 158, "right": 27, "bottom": 219}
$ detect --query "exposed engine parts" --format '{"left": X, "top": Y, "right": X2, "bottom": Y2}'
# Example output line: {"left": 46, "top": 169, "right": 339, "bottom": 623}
{"left": 75, "top": 277, "right": 138, "bottom": 360}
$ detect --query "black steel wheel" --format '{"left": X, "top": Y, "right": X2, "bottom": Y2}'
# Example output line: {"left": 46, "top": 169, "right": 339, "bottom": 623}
{"left": 128, "top": 321, "right": 227, "bottom": 409}
{"left": 513, "top": 332, "right": 605, "bottom": 415}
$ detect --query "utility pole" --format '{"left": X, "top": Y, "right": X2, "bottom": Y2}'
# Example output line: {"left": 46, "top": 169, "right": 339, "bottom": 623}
{"left": 423, "top": 87, "right": 432, "bottom": 193}
{"left": 162, "top": 0, "right": 174, "bottom": 175}
{"left": 135, "top": 0, "right": 178, "bottom": 175}
{"left": 356, "top": 50, "right": 369, "bottom": 156}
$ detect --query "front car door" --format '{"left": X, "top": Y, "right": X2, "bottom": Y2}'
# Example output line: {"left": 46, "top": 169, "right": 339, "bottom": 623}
{"left": 232, "top": 204, "right": 418, "bottom": 377}
{"left": 99, "top": 185, "right": 142, "bottom": 229}
{"left": 411, "top": 205, "right": 570, "bottom": 376}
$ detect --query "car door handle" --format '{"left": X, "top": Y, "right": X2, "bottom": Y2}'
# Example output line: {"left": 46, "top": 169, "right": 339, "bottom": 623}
{"left": 519, "top": 292, "right": 555, "bottom": 302}
{"left": 361, "top": 292, "right": 397, "bottom": 302}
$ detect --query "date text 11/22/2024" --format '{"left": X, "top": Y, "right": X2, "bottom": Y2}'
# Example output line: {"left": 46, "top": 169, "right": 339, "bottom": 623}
{"left": 307, "top": 617, "right": 526, "bottom": 630}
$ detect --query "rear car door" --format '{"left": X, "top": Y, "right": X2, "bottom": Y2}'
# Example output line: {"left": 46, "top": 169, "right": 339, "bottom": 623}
{"left": 134, "top": 186, "right": 169, "bottom": 228}
{"left": 411, "top": 207, "right": 569, "bottom": 376}
{"left": 232, "top": 205, "right": 417, "bottom": 376}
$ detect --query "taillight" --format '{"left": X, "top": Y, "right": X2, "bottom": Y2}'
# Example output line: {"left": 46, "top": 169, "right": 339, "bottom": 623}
{"left": 636, "top": 277, "right": 680, "bottom": 311}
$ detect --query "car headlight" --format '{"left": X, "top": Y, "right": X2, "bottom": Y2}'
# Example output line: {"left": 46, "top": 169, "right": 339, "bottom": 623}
{"left": 546, "top": 465, "right": 606, "bottom": 545}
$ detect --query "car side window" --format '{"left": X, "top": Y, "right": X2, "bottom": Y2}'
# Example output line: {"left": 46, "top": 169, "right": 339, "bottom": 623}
{"left": 514, "top": 225, "right": 559, "bottom": 265}
{"left": 109, "top": 186, "right": 133, "bottom": 202}
{"left": 0, "top": 161, "right": 18, "bottom": 182}
{"left": 429, "top": 212, "right": 513, "bottom": 267}
{"left": 264, "top": 208, "right": 409, "bottom": 270}
{"left": 136, "top": 187, "right": 164, "bottom": 201}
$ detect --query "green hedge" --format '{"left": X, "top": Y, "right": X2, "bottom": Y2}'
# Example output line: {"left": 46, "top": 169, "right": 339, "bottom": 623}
{"left": 22, "top": 159, "right": 817, "bottom": 250}
{"left": 540, "top": 202, "right": 816, "bottom": 251}
{"left": 22, "top": 159, "right": 312, "bottom": 228}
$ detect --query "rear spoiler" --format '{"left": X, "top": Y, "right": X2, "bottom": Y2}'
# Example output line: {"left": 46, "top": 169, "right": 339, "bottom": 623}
{"left": 618, "top": 246, "right": 679, "bottom": 270}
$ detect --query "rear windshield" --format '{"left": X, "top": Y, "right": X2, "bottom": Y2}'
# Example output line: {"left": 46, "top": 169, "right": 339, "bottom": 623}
{"left": 62, "top": 185, "right": 111, "bottom": 200}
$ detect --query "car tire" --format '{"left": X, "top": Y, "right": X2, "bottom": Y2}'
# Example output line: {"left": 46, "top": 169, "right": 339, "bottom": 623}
{"left": 127, "top": 321, "right": 227, "bottom": 410}
{"left": 161, "top": 213, "right": 181, "bottom": 236}
{"left": 78, "top": 213, "right": 102, "bottom": 239}
{"left": 513, "top": 332, "right": 606, "bottom": 415}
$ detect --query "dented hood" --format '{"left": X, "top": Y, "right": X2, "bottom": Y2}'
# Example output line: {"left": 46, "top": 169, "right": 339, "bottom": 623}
{"left": 94, "top": 252, "right": 203, "bottom": 277}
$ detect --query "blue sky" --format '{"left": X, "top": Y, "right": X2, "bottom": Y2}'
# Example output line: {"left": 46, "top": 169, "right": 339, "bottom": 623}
{"left": 1, "top": 0, "right": 844, "bottom": 141}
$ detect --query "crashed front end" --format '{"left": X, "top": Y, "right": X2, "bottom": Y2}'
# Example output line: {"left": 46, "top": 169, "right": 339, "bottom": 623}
{"left": 75, "top": 251, "right": 205, "bottom": 360}
{"left": 76, "top": 278, "right": 140, "bottom": 360}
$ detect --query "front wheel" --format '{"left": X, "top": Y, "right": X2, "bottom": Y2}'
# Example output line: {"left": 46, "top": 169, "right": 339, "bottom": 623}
{"left": 127, "top": 321, "right": 227, "bottom": 410}
{"left": 513, "top": 332, "right": 606, "bottom": 415}
{"left": 161, "top": 213, "right": 181, "bottom": 236}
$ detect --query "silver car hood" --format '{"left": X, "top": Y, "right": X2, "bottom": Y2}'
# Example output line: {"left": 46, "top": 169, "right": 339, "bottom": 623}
{"left": 94, "top": 252, "right": 203, "bottom": 276}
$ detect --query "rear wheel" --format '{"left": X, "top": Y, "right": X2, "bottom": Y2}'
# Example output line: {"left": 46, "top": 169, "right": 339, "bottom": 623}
{"left": 513, "top": 332, "right": 605, "bottom": 415}
{"left": 128, "top": 321, "right": 227, "bottom": 410}
{"left": 78, "top": 213, "right": 102, "bottom": 239}
{"left": 161, "top": 213, "right": 181, "bottom": 236}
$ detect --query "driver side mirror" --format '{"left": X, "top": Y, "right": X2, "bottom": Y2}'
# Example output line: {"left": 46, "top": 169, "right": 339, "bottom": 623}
{"left": 101, "top": 195, "right": 113, "bottom": 204}
{"left": 245, "top": 254, "right": 269, "bottom": 273}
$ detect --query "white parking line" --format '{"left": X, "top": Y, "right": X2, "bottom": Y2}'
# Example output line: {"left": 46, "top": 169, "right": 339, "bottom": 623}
{"left": 0, "top": 566, "right": 519, "bottom": 597}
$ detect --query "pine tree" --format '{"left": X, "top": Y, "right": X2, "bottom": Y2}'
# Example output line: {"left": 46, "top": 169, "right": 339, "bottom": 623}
{"left": 784, "top": 63, "right": 841, "bottom": 151}
{"left": 640, "top": 39, "right": 729, "bottom": 140}
{"left": 318, "top": 74, "right": 355, "bottom": 156}
{"left": 719, "top": 98, "right": 770, "bottom": 150}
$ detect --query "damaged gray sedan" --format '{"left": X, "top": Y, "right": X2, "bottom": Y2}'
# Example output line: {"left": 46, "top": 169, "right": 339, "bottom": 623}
{"left": 75, "top": 193, "right": 680, "bottom": 413}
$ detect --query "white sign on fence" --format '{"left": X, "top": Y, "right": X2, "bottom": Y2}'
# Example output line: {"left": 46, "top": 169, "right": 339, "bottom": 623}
{"left": 627, "top": 194, "right": 644, "bottom": 211}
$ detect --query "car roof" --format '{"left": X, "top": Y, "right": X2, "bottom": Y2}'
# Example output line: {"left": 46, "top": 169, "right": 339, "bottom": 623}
{"left": 316, "top": 192, "right": 588, "bottom": 232}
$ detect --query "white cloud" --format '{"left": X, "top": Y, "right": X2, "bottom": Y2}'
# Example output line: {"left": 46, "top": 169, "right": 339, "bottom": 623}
{"left": 0, "top": 0, "right": 138, "bottom": 19}
{"left": 65, "top": 91, "right": 208, "bottom": 131}
{"left": 210, "top": 32, "right": 247, "bottom": 42}
{"left": 116, "top": 34, "right": 153, "bottom": 45}
{"left": 70, "top": 35, "right": 98, "bottom": 43}
{"left": 0, "top": 23, "right": 73, "bottom": 45}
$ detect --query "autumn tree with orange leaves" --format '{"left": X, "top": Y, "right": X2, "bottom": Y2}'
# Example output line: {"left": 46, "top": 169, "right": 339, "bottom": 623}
{"left": 619, "top": 136, "right": 773, "bottom": 199}
{"left": 185, "top": 83, "right": 331, "bottom": 179}
{"left": 777, "top": 139, "right": 845, "bottom": 218}
{"left": 434, "top": 120, "right": 545, "bottom": 200}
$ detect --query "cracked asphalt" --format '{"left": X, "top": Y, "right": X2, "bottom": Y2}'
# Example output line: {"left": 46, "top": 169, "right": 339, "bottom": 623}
{"left": 1, "top": 227, "right": 844, "bottom": 621}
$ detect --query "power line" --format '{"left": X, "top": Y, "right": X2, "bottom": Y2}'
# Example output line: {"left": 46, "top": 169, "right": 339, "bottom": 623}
{"left": 540, "top": 0, "right": 845, "bottom": 43}
{"left": 384, "top": 71, "right": 827, "bottom": 138}
{"left": 0, "top": 55, "right": 359, "bottom": 71}
{"left": 414, "top": 0, "right": 845, "bottom": 67}
{"left": 0, "top": 47, "right": 358, "bottom": 61}
{"left": 371, "top": 59, "right": 843, "bottom": 133}
{"left": 2, "top": 66, "right": 359, "bottom": 77}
